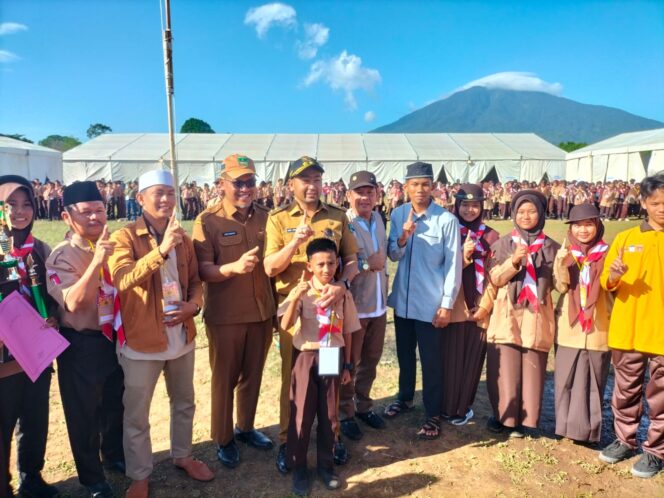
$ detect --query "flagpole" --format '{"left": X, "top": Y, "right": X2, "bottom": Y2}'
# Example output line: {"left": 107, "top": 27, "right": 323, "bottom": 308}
{"left": 161, "top": 0, "right": 181, "bottom": 216}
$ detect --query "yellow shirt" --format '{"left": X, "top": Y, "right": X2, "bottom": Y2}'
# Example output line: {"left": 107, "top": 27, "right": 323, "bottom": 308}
{"left": 601, "top": 222, "right": 664, "bottom": 355}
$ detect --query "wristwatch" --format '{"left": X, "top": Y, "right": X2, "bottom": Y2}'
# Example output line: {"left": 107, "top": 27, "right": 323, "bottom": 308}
{"left": 193, "top": 304, "right": 202, "bottom": 317}
{"left": 343, "top": 362, "right": 354, "bottom": 372}
{"left": 342, "top": 278, "right": 351, "bottom": 290}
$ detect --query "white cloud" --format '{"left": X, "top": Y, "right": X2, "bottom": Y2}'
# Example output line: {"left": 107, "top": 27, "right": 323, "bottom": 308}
{"left": 0, "top": 22, "right": 28, "bottom": 36}
{"left": 296, "top": 22, "right": 329, "bottom": 59}
{"left": 304, "top": 50, "right": 381, "bottom": 110}
{"left": 244, "top": 3, "right": 297, "bottom": 38}
{"left": 364, "top": 111, "right": 376, "bottom": 123}
{"left": 457, "top": 71, "right": 563, "bottom": 95}
{"left": 0, "top": 50, "right": 19, "bottom": 63}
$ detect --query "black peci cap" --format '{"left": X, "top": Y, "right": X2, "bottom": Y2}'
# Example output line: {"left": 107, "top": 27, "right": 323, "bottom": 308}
{"left": 63, "top": 181, "right": 104, "bottom": 207}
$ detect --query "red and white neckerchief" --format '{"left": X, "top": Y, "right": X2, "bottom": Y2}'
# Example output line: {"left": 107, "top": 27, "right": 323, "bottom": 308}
{"left": 511, "top": 229, "right": 546, "bottom": 311}
{"left": 86, "top": 239, "right": 125, "bottom": 345}
{"left": 460, "top": 224, "right": 487, "bottom": 294}
{"left": 100, "top": 266, "right": 126, "bottom": 346}
{"left": 311, "top": 280, "right": 341, "bottom": 345}
{"left": 10, "top": 233, "right": 34, "bottom": 297}
{"left": 570, "top": 241, "right": 609, "bottom": 333}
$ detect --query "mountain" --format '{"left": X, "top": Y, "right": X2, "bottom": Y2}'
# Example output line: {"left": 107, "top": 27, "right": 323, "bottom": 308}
{"left": 372, "top": 87, "right": 664, "bottom": 144}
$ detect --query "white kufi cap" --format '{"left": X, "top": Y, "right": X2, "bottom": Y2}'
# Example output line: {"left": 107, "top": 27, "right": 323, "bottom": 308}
{"left": 138, "top": 169, "right": 175, "bottom": 191}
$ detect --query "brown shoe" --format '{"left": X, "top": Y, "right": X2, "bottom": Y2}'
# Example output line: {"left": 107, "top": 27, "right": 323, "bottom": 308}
{"left": 173, "top": 457, "right": 215, "bottom": 482}
{"left": 125, "top": 479, "right": 148, "bottom": 498}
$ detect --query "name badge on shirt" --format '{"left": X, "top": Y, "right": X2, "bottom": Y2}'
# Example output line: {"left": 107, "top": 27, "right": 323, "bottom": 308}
{"left": 626, "top": 244, "right": 644, "bottom": 253}
{"left": 286, "top": 228, "right": 297, "bottom": 233}
{"left": 318, "top": 347, "right": 340, "bottom": 376}
{"left": 223, "top": 231, "right": 237, "bottom": 237}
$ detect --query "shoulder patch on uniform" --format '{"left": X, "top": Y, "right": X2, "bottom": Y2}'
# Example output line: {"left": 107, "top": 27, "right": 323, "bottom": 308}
{"left": 270, "top": 202, "right": 293, "bottom": 215}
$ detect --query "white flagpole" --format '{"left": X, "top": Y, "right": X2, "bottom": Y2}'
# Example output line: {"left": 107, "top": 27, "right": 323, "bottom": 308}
{"left": 161, "top": 0, "right": 181, "bottom": 217}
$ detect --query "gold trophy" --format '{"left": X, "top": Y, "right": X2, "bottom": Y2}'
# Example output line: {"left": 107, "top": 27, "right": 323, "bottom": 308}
{"left": 0, "top": 201, "right": 20, "bottom": 282}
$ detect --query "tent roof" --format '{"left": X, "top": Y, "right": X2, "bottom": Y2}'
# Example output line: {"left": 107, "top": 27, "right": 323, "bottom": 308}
{"left": 568, "top": 128, "right": 664, "bottom": 159}
{"left": 64, "top": 132, "right": 565, "bottom": 162}
{"left": 0, "top": 136, "right": 62, "bottom": 157}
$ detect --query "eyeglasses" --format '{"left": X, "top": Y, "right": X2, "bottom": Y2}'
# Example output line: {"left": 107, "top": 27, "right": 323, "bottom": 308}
{"left": 225, "top": 177, "right": 256, "bottom": 189}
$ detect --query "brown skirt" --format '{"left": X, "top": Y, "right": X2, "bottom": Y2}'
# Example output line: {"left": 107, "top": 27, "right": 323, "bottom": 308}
{"left": 486, "top": 343, "right": 548, "bottom": 428}
{"left": 554, "top": 345, "right": 610, "bottom": 442}
{"left": 441, "top": 321, "right": 487, "bottom": 418}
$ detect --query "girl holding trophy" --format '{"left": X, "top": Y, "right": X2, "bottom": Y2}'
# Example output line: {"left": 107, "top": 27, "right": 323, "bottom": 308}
{"left": 0, "top": 175, "right": 59, "bottom": 498}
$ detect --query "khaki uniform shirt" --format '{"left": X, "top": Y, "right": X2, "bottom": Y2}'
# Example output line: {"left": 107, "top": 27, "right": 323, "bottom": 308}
{"left": 265, "top": 201, "right": 358, "bottom": 300}
{"left": 192, "top": 199, "right": 276, "bottom": 325}
{"left": 46, "top": 233, "right": 102, "bottom": 331}
{"left": 278, "top": 286, "right": 361, "bottom": 351}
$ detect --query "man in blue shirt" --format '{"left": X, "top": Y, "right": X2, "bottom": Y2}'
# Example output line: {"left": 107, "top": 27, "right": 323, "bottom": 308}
{"left": 384, "top": 162, "right": 462, "bottom": 439}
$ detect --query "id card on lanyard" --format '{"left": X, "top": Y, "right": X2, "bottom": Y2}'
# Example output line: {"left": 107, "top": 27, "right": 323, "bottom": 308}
{"left": 318, "top": 310, "right": 340, "bottom": 376}
{"left": 88, "top": 239, "right": 114, "bottom": 328}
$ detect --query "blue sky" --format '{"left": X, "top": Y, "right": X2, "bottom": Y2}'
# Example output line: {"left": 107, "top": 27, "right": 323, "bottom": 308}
{"left": 1, "top": 0, "right": 663, "bottom": 143}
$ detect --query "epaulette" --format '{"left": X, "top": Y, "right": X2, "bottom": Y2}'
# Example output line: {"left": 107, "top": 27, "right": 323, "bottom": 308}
{"left": 326, "top": 203, "right": 349, "bottom": 214}
{"left": 254, "top": 202, "right": 270, "bottom": 212}
{"left": 270, "top": 202, "right": 293, "bottom": 215}
{"left": 195, "top": 203, "right": 224, "bottom": 224}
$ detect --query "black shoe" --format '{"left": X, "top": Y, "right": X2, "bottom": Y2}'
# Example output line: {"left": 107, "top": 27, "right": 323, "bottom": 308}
{"left": 631, "top": 452, "right": 663, "bottom": 478}
{"left": 276, "top": 443, "right": 290, "bottom": 475}
{"left": 85, "top": 481, "right": 113, "bottom": 498}
{"left": 217, "top": 440, "right": 240, "bottom": 469}
{"left": 292, "top": 466, "right": 310, "bottom": 496}
{"left": 317, "top": 467, "right": 341, "bottom": 490}
{"left": 599, "top": 439, "right": 635, "bottom": 464}
{"left": 17, "top": 473, "right": 59, "bottom": 498}
{"left": 333, "top": 441, "right": 348, "bottom": 466}
{"left": 340, "top": 418, "right": 363, "bottom": 441}
{"left": 486, "top": 416, "right": 504, "bottom": 434}
{"left": 509, "top": 426, "right": 525, "bottom": 439}
{"left": 356, "top": 410, "right": 386, "bottom": 429}
{"left": 102, "top": 458, "right": 126, "bottom": 474}
{"left": 234, "top": 428, "right": 274, "bottom": 450}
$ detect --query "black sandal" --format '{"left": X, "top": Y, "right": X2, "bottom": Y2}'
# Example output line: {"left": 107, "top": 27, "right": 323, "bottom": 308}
{"left": 383, "top": 400, "right": 412, "bottom": 419}
{"left": 417, "top": 416, "right": 441, "bottom": 440}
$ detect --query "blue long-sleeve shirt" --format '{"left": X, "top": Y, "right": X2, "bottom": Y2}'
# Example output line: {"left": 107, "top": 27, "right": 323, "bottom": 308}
{"left": 387, "top": 201, "right": 462, "bottom": 322}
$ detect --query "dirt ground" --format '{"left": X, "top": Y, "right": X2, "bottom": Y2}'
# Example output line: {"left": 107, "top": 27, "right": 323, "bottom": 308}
{"left": 7, "top": 219, "right": 664, "bottom": 497}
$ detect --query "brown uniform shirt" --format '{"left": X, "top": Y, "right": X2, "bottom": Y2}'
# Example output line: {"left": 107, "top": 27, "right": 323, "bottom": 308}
{"left": 278, "top": 285, "right": 361, "bottom": 351}
{"left": 265, "top": 201, "right": 358, "bottom": 299}
{"left": 46, "top": 233, "right": 102, "bottom": 331}
{"left": 192, "top": 199, "right": 276, "bottom": 325}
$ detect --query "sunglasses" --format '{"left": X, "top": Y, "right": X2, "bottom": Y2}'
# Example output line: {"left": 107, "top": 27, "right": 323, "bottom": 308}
{"left": 225, "top": 177, "right": 257, "bottom": 189}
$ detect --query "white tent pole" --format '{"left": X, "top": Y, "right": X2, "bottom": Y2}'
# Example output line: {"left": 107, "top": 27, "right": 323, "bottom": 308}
{"left": 161, "top": 0, "right": 181, "bottom": 216}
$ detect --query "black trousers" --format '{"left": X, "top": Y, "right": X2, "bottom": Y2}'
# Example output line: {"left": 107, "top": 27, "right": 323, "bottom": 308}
{"left": 57, "top": 328, "right": 124, "bottom": 486}
{"left": 0, "top": 368, "right": 52, "bottom": 493}
{"left": 394, "top": 316, "right": 444, "bottom": 418}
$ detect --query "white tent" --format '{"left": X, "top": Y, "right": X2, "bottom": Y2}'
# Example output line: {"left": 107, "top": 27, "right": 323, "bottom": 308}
{"left": 63, "top": 133, "right": 566, "bottom": 185}
{"left": 566, "top": 128, "right": 664, "bottom": 182}
{"left": 0, "top": 136, "right": 63, "bottom": 181}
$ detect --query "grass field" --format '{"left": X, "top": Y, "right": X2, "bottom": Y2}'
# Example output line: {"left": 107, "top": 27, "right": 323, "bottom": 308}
{"left": 8, "top": 217, "right": 663, "bottom": 497}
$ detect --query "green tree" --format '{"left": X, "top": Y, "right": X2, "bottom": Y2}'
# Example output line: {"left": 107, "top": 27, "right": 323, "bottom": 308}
{"left": 87, "top": 123, "right": 112, "bottom": 139}
{"left": 558, "top": 141, "right": 588, "bottom": 153}
{"left": 180, "top": 118, "right": 214, "bottom": 133}
{"left": 38, "top": 135, "right": 82, "bottom": 152}
{"left": 0, "top": 133, "right": 33, "bottom": 143}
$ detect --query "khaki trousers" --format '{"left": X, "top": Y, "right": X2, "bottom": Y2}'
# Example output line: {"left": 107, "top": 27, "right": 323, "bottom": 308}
{"left": 612, "top": 350, "right": 664, "bottom": 459}
{"left": 118, "top": 350, "right": 195, "bottom": 481}
{"left": 206, "top": 319, "right": 272, "bottom": 446}
{"left": 339, "top": 313, "right": 387, "bottom": 419}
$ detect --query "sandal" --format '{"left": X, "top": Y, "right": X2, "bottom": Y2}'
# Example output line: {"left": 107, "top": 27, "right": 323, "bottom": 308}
{"left": 417, "top": 416, "right": 441, "bottom": 440}
{"left": 383, "top": 400, "right": 412, "bottom": 418}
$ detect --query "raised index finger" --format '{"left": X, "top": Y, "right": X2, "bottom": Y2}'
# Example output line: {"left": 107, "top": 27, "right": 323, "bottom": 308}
{"left": 617, "top": 248, "right": 624, "bottom": 261}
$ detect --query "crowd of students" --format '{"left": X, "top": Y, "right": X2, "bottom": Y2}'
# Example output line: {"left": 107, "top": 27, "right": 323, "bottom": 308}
{"left": 0, "top": 159, "right": 662, "bottom": 498}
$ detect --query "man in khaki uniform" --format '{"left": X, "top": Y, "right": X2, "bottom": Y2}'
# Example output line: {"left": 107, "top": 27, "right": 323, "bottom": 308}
{"left": 192, "top": 155, "right": 276, "bottom": 469}
{"left": 264, "top": 156, "right": 358, "bottom": 474}
{"left": 46, "top": 181, "right": 124, "bottom": 498}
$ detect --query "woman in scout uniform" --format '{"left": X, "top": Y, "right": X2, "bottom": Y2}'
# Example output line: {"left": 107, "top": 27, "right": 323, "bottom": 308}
{"left": 553, "top": 204, "right": 611, "bottom": 444}
{"left": 441, "top": 184, "right": 500, "bottom": 426}
{"left": 484, "top": 189, "right": 561, "bottom": 438}
{"left": 0, "top": 175, "right": 59, "bottom": 498}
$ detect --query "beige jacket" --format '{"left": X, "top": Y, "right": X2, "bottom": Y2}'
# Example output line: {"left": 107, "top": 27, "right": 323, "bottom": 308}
{"left": 485, "top": 258, "right": 564, "bottom": 353}
{"left": 553, "top": 251, "right": 611, "bottom": 352}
